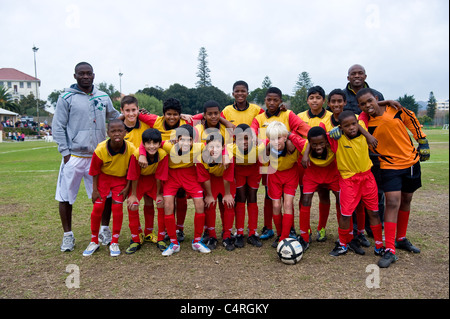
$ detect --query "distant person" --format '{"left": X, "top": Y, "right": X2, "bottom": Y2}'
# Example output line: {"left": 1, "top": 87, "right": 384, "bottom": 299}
{"left": 53, "top": 62, "right": 120, "bottom": 252}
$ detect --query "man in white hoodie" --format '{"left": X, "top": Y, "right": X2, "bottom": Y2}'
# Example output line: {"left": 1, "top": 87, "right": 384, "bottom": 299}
{"left": 53, "top": 62, "right": 120, "bottom": 252}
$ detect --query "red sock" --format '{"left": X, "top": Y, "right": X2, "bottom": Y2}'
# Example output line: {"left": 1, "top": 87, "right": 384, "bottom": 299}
{"left": 356, "top": 203, "right": 365, "bottom": 235}
{"left": 157, "top": 207, "right": 166, "bottom": 241}
{"left": 317, "top": 202, "right": 330, "bottom": 230}
{"left": 218, "top": 200, "right": 225, "bottom": 228}
{"left": 143, "top": 205, "right": 155, "bottom": 235}
{"left": 384, "top": 221, "right": 397, "bottom": 254}
{"left": 90, "top": 201, "right": 105, "bottom": 244}
{"left": 235, "top": 202, "right": 245, "bottom": 235}
{"left": 280, "top": 213, "right": 294, "bottom": 241}
{"left": 370, "top": 223, "right": 384, "bottom": 249}
{"left": 205, "top": 203, "right": 217, "bottom": 239}
{"left": 111, "top": 203, "right": 123, "bottom": 244}
{"left": 247, "top": 202, "right": 258, "bottom": 236}
{"left": 264, "top": 198, "right": 273, "bottom": 230}
{"left": 176, "top": 196, "right": 187, "bottom": 231}
{"left": 299, "top": 205, "right": 311, "bottom": 242}
{"left": 396, "top": 210, "right": 410, "bottom": 241}
{"left": 272, "top": 213, "right": 282, "bottom": 237}
{"left": 338, "top": 227, "right": 349, "bottom": 246}
{"left": 128, "top": 207, "right": 141, "bottom": 243}
{"left": 223, "top": 205, "right": 235, "bottom": 239}
{"left": 164, "top": 214, "right": 178, "bottom": 245}
{"left": 193, "top": 212, "right": 205, "bottom": 243}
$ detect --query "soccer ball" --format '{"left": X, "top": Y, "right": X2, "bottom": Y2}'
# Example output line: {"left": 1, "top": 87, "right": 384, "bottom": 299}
{"left": 277, "top": 238, "right": 303, "bottom": 265}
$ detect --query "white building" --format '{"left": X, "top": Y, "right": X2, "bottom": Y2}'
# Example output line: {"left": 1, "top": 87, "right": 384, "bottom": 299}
{"left": 0, "top": 68, "right": 40, "bottom": 101}
{"left": 436, "top": 100, "right": 449, "bottom": 111}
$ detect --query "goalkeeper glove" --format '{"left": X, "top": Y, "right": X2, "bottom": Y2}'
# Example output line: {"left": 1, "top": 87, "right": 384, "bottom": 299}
{"left": 329, "top": 126, "right": 342, "bottom": 140}
{"left": 417, "top": 138, "right": 430, "bottom": 161}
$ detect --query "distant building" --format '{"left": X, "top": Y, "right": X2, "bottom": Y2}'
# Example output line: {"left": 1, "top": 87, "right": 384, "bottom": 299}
{"left": 436, "top": 99, "right": 449, "bottom": 111}
{"left": 0, "top": 68, "right": 40, "bottom": 101}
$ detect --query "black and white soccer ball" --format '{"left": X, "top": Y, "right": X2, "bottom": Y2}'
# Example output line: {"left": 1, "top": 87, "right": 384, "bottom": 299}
{"left": 277, "top": 238, "right": 303, "bottom": 265}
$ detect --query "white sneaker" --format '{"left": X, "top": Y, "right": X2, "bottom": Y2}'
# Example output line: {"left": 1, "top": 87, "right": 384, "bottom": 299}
{"left": 83, "top": 242, "right": 99, "bottom": 256}
{"left": 162, "top": 242, "right": 180, "bottom": 256}
{"left": 109, "top": 243, "right": 120, "bottom": 257}
{"left": 98, "top": 228, "right": 112, "bottom": 245}
{"left": 60, "top": 234, "right": 75, "bottom": 252}
{"left": 192, "top": 240, "right": 211, "bottom": 253}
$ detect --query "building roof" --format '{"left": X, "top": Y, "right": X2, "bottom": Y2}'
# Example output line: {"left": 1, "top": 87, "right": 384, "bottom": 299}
{"left": 0, "top": 107, "right": 19, "bottom": 116}
{"left": 0, "top": 68, "right": 40, "bottom": 82}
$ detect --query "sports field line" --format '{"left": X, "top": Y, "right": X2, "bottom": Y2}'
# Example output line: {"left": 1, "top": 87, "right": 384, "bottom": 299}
{"left": 0, "top": 145, "right": 57, "bottom": 154}
{"left": 0, "top": 169, "right": 59, "bottom": 173}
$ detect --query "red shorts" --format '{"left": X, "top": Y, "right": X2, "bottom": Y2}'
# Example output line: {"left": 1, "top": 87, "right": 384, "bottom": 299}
{"left": 235, "top": 163, "right": 262, "bottom": 189}
{"left": 339, "top": 170, "right": 378, "bottom": 216}
{"left": 267, "top": 165, "right": 299, "bottom": 200}
{"left": 297, "top": 161, "right": 305, "bottom": 186}
{"left": 208, "top": 175, "right": 236, "bottom": 199}
{"left": 133, "top": 174, "right": 158, "bottom": 201}
{"left": 163, "top": 167, "right": 203, "bottom": 198}
{"left": 97, "top": 173, "right": 127, "bottom": 203}
{"left": 302, "top": 162, "right": 340, "bottom": 194}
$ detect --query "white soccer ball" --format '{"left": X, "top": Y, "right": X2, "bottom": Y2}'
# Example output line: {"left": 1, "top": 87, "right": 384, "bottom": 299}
{"left": 277, "top": 238, "right": 303, "bottom": 265}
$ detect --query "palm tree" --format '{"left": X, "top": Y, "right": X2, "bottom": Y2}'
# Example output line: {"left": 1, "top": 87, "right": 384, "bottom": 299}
{"left": 0, "top": 85, "right": 20, "bottom": 113}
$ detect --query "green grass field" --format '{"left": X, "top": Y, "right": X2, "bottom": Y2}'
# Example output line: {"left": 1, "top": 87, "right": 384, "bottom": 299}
{"left": 0, "top": 129, "right": 448, "bottom": 300}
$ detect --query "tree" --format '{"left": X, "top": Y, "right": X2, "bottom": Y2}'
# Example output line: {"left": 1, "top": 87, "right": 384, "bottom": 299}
{"left": 293, "top": 71, "right": 313, "bottom": 94}
{"left": 137, "top": 86, "right": 164, "bottom": 101}
{"left": 190, "top": 86, "right": 234, "bottom": 114}
{"left": 397, "top": 94, "right": 419, "bottom": 114}
{"left": 162, "top": 83, "right": 193, "bottom": 114}
{"left": 248, "top": 76, "right": 273, "bottom": 105}
{"left": 426, "top": 91, "right": 437, "bottom": 122}
{"left": 97, "top": 82, "right": 121, "bottom": 100}
{"left": 134, "top": 93, "right": 163, "bottom": 115}
{"left": 17, "top": 93, "right": 48, "bottom": 116}
{"left": 196, "top": 47, "right": 212, "bottom": 88}
{"left": 290, "top": 71, "right": 313, "bottom": 113}
{"left": 0, "top": 85, "right": 20, "bottom": 113}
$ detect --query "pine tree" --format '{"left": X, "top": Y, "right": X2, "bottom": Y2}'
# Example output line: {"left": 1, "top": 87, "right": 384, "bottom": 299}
{"left": 196, "top": 47, "right": 212, "bottom": 88}
{"left": 426, "top": 91, "right": 437, "bottom": 122}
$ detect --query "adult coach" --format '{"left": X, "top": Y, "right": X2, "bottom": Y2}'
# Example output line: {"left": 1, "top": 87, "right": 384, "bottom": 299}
{"left": 53, "top": 62, "right": 120, "bottom": 252}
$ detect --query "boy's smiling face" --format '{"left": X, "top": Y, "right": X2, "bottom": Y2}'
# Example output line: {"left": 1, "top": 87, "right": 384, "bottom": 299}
{"left": 121, "top": 103, "right": 139, "bottom": 125}
{"left": 177, "top": 135, "right": 193, "bottom": 153}
{"left": 204, "top": 107, "right": 220, "bottom": 127}
{"left": 206, "top": 139, "right": 223, "bottom": 160}
{"left": 358, "top": 92, "right": 380, "bottom": 117}
{"left": 164, "top": 109, "right": 181, "bottom": 127}
{"left": 144, "top": 140, "right": 161, "bottom": 156}
{"left": 236, "top": 133, "right": 249, "bottom": 152}
{"left": 328, "top": 94, "right": 346, "bottom": 117}
{"left": 309, "top": 135, "right": 328, "bottom": 156}
{"left": 270, "top": 135, "right": 287, "bottom": 152}
{"left": 307, "top": 93, "right": 325, "bottom": 113}
{"left": 232, "top": 85, "right": 249, "bottom": 105}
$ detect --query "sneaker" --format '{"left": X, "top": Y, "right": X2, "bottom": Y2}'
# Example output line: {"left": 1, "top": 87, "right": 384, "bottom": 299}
{"left": 234, "top": 234, "right": 245, "bottom": 248}
{"left": 206, "top": 237, "right": 218, "bottom": 250}
{"left": 247, "top": 234, "right": 262, "bottom": 247}
{"left": 378, "top": 250, "right": 398, "bottom": 268}
{"left": 60, "top": 234, "right": 75, "bottom": 252}
{"left": 374, "top": 246, "right": 386, "bottom": 256}
{"left": 83, "top": 242, "right": 99, "bottom": 256}
{"left": 192, "top": 240, "right": 211, "bottom": 253}
{"left": 271, "top": 236, "right": 280, "bottom": 248}
{"left": 144, "top": 232, "right": 157, "bottom": 243}
{"left": 395, "top": 238, "right": 420, "bottom": 253}
{"left": 316, "top": 228, "right": 327, "bottom": 242}
{"left": 162, "top": 242, "right": 180, "bottom": 256}
{"left": 297, "top": 235, "right": 310, "bottom": 252}
{"left": 156, "top": 240, "right": 168, "bottom": 252}
{"left": 356, "top": 233, "right": 371, "bottom": 247}
{"left": 201, "top": 230, "right": 210, "bottom": 244}
{"left": 329, "top": 242, "right": 348, "bottom": 257}
{"left": 289, "top": 227, "right": 297, "bottom": 239}
{"left": 348, "top": 238, "right": 365, "bottom": 255}
{"left": 109, "top": 243, "right": 121, "bottom": 257}
{"left": 125, "top": 240, "right": 142, "bottom": 254}
{"left": 176, "top": 229, "right": 185, "bottom": 242}
{"left": 98, "top": 228, "right": 112, "bottom": 246}
{"left": 260, "top": 226, "right": 274, "bottom": 240}
{"left": 222, "top": 237, "right": 235, "bottom": 251}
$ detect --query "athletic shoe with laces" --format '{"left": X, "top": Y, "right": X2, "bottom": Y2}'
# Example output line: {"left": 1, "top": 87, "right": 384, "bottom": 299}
{"left": 201, "top": 230, "right": 210, "bottom": 244}
{"left": 144, "top": 232, "right": 157, "bottom": 243}
{"left": 156, "top": 240, "right": 168, "bottom": 252}
{"left": 162, "top": 242, "right": 180, "bottom": 256}
{"left": 348, "top": 238, "right": 365, "bottom": 255}
{"left": 176, "top": 229, "right": 185, "bottom": 242}
{"left": 83, "top": 242, "right": 100, "bottom": 256}
{"left": 297, "top": 235, "right": 310, "bottom": 252}
{"left": 222, "top": 237, "right": 235, "bottom": 251}
{"left": 395, "top": 238, "right": 420, "bottom": 253}
{"left": 378, "top": 250, "right": 398, "bottom": 268}
{"left": 60, "top": 234, "right": 75, "bottom": 252}
{"left": 329, "top": 242, "right": 348, "bottom": 257}
{"left": 259, "top": 226, "right": 274, "bottom": 240}
{"left": 109, "top": 243, "right": 120, "bottom": 257}
{"left": 356, "top": 233, "right": 371, "bottom": 247}
{"left": 247, "top": 234, "right": 262, "bottom": 247}
{"left": 271, "top": 236, "right": 280, "bottom": 248}
{"left": 234, "top": 234, "right": 245, "bottom": 248}
{"left": 289, "top": 227, "right": 297, "bottom": 239}
{"left": 125, "top": 240, "right": 142, "bottom": 254}
{"left": 316, "top": 227, "right": 327, "bottom": 242}
{"left": 98, "top": 229, "right": 112, "bottom": 246}
{"left": 192, "top": 240, "right": 211, "bottom": 253}
{"left": 206, "top": 237, "right": 218, "bottom": 250}
{"left": 374, "top": 246, "right": 386, "bottom": 256}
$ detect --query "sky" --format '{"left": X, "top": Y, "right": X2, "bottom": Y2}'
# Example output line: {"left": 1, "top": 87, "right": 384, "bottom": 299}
{"left": 1, "top": 0, "right": 449, "bottom": 108}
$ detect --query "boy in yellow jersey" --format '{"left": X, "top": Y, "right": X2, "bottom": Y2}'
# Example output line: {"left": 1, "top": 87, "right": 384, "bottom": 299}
{"left": 83, "top": 120, "right": 136, "bottom": 257}
{"left": 327, "top": 111, "right": 384, "bottom": 257}
{"left": 126, "top": 128, "right": 169, "bottom": 254}
{"left": 357, "top": 88, "right": 429, "bottom": 268}
{"left": 195, "top": 100, "right": 233, "bottom": 145}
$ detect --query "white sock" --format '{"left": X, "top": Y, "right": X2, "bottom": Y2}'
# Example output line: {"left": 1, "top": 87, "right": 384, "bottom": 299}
{"left": 100, "top": 226, "right": 110, "bottom": 232}
{"left": 64, "top": 231, "right": 74, "bottom": 237}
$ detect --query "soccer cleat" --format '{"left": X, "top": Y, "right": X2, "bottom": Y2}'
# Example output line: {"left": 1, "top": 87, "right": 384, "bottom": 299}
{"left": 260, "top": 227, "right": 275, "bottom": 240}
{"left": 98, "top": 229, "right": 112, "bottom": 246}
{"left": 395, "top": 238, "right": 421, "bottom": 253}
{"left": 162, "top": 242, "right": 180, "bottom": 256}
{"left": 348, "top": 238, "right": 365, "bottom": 255}
{"left": 192, "top": 240, "right": 211, "bottom": 253}
{"left": 176, "top": 230, "right": 185, "bottom": 242}
{"left": 271, "top": 236, "right": 281, "bottom": 248}
{"left": 234, "top": 234, "right": 245, "bottom": 248}
{"left": 125, "top": 240, "right": 142, "bottom": 254}
{"left": 374, "top": 246, "right": 386, "bottom": 256}
{"left": 201, "top": 230, "right": 210, "bottom": 244}
{"left": 109, "top": 243, "right": 121, "bottom": 257}
{"left": 60, "top": 234, "right": 75, "bottom": 252}
{"left": 144, "top": 232, "right": 157, "bottom": 244}
{"left": 289, "top": 227, "right": 297, "bottom": 239}
{"left": 378, "top": 250, "right": 398, "bottom": 268}
{"left": 247, "top": 234, "right": 262, "bottom": 247}
{"left": 316, "top": 228, "right": 327, "bottom": 242}
{"left": 356, "top": 233, "right": 371, "bottom": 247}
{"left": 83, "top": 242, "right": 100, "bottom": 256}
{"left": 206, "top": 237, "right": 218, "bottom": 250}
{"left": 329, "top": 242, "right": 348, "bottom": 257}
{"left": 297, "top": 235, "right": 310, "bottom": 252}
{"left": 222, "top": 237, "right": 235, "bottom": 251}
{"left": 156, "top": 240, "right": 168, "bottom": 252}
